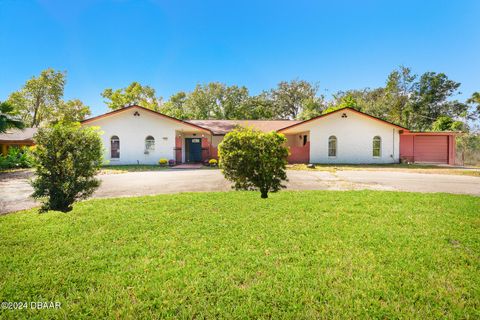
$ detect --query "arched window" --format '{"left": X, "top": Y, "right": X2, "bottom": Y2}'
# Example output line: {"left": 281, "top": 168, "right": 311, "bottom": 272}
{"left": 111, "top": 136, "right": 120, "bottom": 158}
{"left": 372, "top": 136, "right": 381, "bottom": 157}
{"left": 328, "top": 136, "right": 337, "bottom": 157}
{"left": 145, "top": 135, "right": 155, "bottom": 152}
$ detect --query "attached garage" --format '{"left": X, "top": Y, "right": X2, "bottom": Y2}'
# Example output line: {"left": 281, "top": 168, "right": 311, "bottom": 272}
{"left": 400, "top": 132, "right": 457, "bottom": 165}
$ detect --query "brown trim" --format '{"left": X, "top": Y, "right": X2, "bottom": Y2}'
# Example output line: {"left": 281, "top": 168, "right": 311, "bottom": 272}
{"left": 278, "top": 107, "right": 409, "bottom": 132}
{"left": 400, "top": 131, "right": 459, "bottom": 136}
{"left": 81, "top": 105, "right": 213, "bottom": 134}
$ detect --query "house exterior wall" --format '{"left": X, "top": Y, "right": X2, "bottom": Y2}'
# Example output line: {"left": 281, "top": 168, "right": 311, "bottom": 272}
{"left": 83, "top": 108, "right": 193, "bottom": 165}
{"left": 210, "top": 135, "right": 224, "bottom": 159}
{"left": 284, "top": 109, "right": 401, "bottom": 164}
{"left": 399, "top": 135, "right": 414, "bottom": 162}
{"left": 81, "top": 106, "right": 459, "bottom": 166}
{"left": 285, "top": 133, "right": 310, "bottom": 163}
{"left": 0, "top": 142, "right": 34, "bottom": 156}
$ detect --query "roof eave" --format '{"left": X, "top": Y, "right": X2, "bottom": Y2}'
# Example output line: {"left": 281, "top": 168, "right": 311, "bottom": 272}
{"left": 81, "top": 105, "right": 213, "bottom": 134}
{"left": 278, "top": 107, "right": 408, "bottom": 133}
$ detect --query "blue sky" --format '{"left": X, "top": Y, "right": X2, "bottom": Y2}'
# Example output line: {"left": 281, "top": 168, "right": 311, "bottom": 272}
{"left": 1, "top": 0, "right": 479, "bottom": 116}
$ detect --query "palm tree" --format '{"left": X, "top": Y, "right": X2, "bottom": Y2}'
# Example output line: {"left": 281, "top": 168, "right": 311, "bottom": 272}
{"left": 0, "top": 101, "right": 25, "bottom": 134}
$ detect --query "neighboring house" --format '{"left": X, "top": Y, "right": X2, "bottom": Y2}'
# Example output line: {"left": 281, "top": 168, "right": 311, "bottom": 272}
{"left": 0, "top": 128, "right": 37, "bottom": 155}
{"left": 81, "top": 105, "right": 458, "bottom": 165}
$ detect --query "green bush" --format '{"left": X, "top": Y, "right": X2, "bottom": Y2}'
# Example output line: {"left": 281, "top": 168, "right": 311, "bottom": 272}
{"left": 31, "top": 123, "right": 103, "bottom": 213}
{"left": 218, "top": 127, "right": 289, "bottom": 198}
{"left": 158, "top": 158, "right": 168, "bottom": 166}
{"left": 457, "top": 132, "right": 480, "bottom": 165}
{"left": 0, "top": 146, "right": 34, "bottom": 169}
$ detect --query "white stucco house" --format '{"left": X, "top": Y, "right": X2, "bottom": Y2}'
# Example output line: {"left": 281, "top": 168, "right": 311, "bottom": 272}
{"left": 80, "top": 105, "right": 457, "bottom": 165}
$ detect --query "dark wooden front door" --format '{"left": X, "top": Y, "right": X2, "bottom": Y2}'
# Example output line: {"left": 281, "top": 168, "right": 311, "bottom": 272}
{"left": 185, "top": 138, "right": 202, "bottom": 163}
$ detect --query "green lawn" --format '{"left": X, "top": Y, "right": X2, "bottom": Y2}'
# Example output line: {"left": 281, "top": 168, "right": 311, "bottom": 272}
{"left": 1, "top": 191, "right": 479, "bottom": 319}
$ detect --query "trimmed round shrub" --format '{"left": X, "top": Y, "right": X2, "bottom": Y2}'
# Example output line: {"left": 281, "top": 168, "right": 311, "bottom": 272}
{"left": 31, "top": 123, "right": 103, "bottom": 212}
{"left": 218, "top": 127, "right": 288, "bottom": 198}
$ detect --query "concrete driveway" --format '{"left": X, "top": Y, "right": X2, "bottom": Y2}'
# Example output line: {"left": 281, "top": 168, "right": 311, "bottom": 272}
{"left": 1, "top": 169, "right": 479, "bottom": 214}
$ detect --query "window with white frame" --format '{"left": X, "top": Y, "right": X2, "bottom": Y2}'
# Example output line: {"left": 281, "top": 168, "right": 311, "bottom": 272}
{"left": 372, "top": 136, "right": 381, "bottom": 157}
{"left": 328, "top": 136, "right": 337, "bottom": 157}
{"left": 145, "top": 135, "right": 155, "bottom": 152}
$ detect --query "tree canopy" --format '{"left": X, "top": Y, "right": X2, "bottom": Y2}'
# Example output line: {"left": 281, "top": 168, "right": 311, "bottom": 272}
{"left": 157, "top": 67, "right": 477, "bottom": 133}
{"left": 320, "top": 66, "right": 476, "bottom": 132}
{"left": 0, "top": 101, "right": 24, "bottom": 134}
{"left": 101, "top": 82, "right": 162, "bottom": 111}
{"left": 7, "top": 68, "right": 92, "bottom": 127}
{"left": 8, "top": 68, "right": 66, "bottom": 127}
{"left": 4, "top": 67, "right": 478, "bottom": 133}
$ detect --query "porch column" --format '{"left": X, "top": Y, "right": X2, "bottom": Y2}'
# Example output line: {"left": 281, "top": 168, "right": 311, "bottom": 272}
{"left": 175, "top": 135, "right": 182, "bottom": 164}
{"left": 201, "top": 137, "right": 210, "bottom": 161}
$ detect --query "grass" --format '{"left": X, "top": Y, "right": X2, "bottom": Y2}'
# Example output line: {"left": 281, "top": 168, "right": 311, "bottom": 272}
{"left": 0, "top": 191, "right": 479, "bottom": 319}
{"left": 288, "top": 163, "right": 480, "bottom": 177}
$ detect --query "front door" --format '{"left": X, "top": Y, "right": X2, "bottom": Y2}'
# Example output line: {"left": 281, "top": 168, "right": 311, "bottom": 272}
{"left": 185, "top": 138, "right": 202, "bottom": 163}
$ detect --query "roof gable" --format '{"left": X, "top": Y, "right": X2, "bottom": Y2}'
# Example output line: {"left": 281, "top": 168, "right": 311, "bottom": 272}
{"left": 278, "top": 107, "right": 408, "bottom": 133}
{"left": 81, "top": 105, "right": 213, "bottom": 133}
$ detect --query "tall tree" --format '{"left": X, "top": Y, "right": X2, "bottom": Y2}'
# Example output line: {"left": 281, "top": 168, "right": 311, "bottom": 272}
{"left": 409, "top": 72, "right": 467, "bottom": 131}
{"left": 325, "top": 67, "right": 472, "bottom": 131}
{"left": 242, "top": 93, "right": 277, "bottom": 120}
{"left": 324, "top": 91, "right": 361, "bottom": 114}
{"left": 269, "top": 80, "right": 322, "bottom": 119}
{"left": 8, "top": 68, "right": 66, "bottom": 127}
{"left": 431, "top": 116, "right": 465, "bottom": 131}
{"left": 163, "top": 83, "right": 254, "bottom": 120}
{"left": 186, "top": 83, "right": 251, "bottom": 119}
{"left": 0, "top": 101, "right": 25, "bottom": 134}
{"left": 56, "top": 99, "right": 91, "bottom": 123}
{"left": 160, "top": 92, "right": 189, "bottom": 119}
{"left": 384, "top": 66, "right": 417, "bottom": 127}
{"left": 467, "top": 92, "right": 480, "bottom": 117}
{"left": 101, "top": 82, "right": 162, "bottom": 111}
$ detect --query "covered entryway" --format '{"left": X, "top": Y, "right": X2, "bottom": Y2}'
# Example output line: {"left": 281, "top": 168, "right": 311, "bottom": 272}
{"left": 400, "top": 133, "right": 457, "bottom": 165}
{"left": 185, "top": 138, "right": 202, "bottom": 163}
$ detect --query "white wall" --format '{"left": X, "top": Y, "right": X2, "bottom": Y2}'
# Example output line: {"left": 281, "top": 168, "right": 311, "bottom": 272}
{"left": 286, "top": 109, "right": 400, "bottom": 164}
{"left": 83, "top": 108, "right": 195, "bottom": 165}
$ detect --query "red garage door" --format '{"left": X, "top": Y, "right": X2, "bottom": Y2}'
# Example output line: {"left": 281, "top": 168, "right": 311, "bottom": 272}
{"left": 414, "top": 136, "right": 448, "bottom": 163}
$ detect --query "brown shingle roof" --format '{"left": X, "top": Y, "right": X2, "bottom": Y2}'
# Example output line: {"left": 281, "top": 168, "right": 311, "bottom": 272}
{"left": 0, "top": 128, "right": 38, "bottom": 142}
{"left": 186, "top": 120, "right": 302, "bottom": 135}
